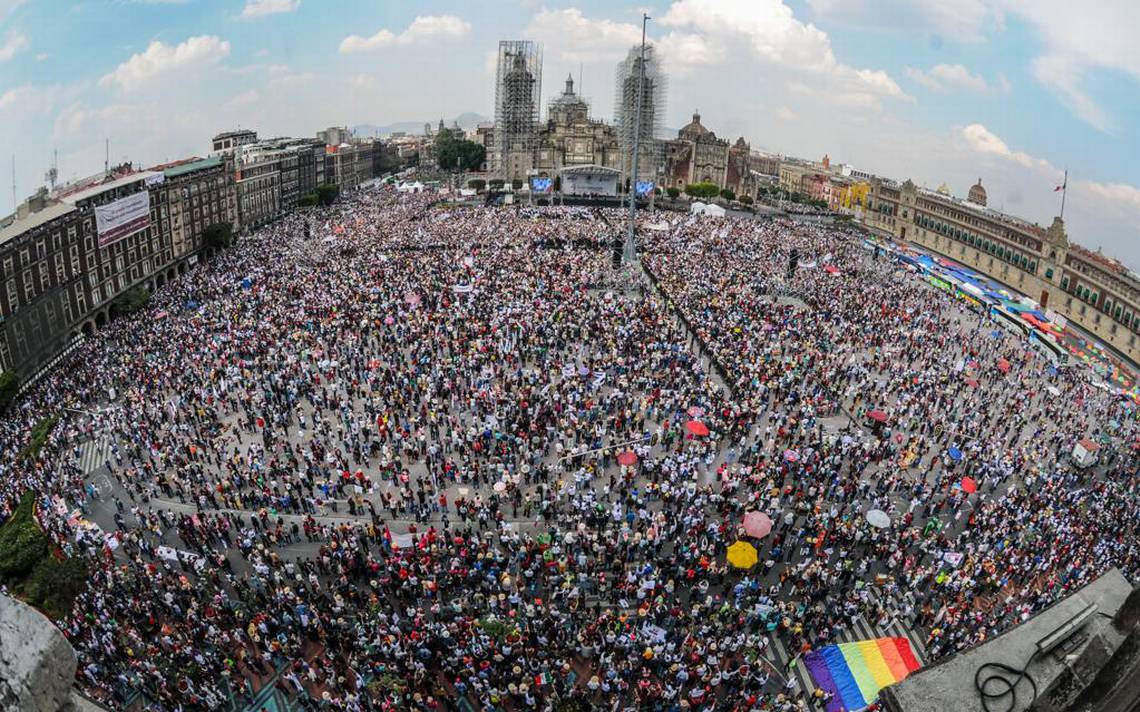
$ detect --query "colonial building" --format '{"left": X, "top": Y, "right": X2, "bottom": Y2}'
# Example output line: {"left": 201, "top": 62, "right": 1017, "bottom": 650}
{"left": 866, "top": 177, "right": 1140, "bottom": 366}
{"left": 0, "top": 159, "right": 237, "bottom": 378}
{"left": 534, "top": 75, "right": 621, "bottom": 176}
{"left": 663, "top": 113, "right": 751, "bottom": 194}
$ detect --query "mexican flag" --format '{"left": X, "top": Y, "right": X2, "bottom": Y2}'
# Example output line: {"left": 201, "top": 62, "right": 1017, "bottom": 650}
{"left": 534, "top": 672, "right": 552, "bottom": 687}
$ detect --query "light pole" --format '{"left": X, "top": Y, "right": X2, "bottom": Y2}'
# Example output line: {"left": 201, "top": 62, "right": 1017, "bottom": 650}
{"left": 624, "top": 12, "right": 650, "bottom": 275}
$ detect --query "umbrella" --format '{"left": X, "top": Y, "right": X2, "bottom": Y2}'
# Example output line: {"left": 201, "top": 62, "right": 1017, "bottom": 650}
{"left": 865, "top": 509, "right": 890, "bottom": 529}
{"left": 726, "top": 541, "right": 758, "bottom": 569}
{"left": 965, "top": 378, "right": 979, "bottom": 388}
{"left": 617, "top": 450, "right": 638, "bottom": 467}
{"left": 687, "top": 406, "right": 705, "bottom": 418}
{"left": 493, "top": 481, "right": 506, "bottom": 493}
{"left": 948, "top": 447, "right": 963, "bottom": 461}
{"left": 783, "top": 449, "right": 799, "bottom": 463}
{"left": 742, "top": 511, "right": 773, "bottom": 539}
{"left": 404, "top": 292, "right": 421, "bottom": 305}
{"left": 997, "top": 358, "right": 1011, "bottom": 373}
{"left": 868, "top": 409, "right": 888, "bottom": 423}
{"left": 1046, "top": 385, "right": 1061, "bottom": 396}
{"left": 685, "top": 421, "right": 710, "bottom": 437}
{"left": 961, "top": 477, "right": 977, "bottom": 494}
{"left": 823, "top": 265, "right": 840, "bottom": 274}
{"left": 383, "top": 315, "right": 395, "bottom": 325}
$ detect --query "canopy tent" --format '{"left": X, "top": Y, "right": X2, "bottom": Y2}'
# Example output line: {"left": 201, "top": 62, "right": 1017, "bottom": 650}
{"left": 690, "top": 202, "right": 726, "bottom": 217}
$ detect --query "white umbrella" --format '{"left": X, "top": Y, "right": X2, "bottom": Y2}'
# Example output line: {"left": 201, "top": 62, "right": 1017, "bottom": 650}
{"left": 865, "top": 509, "right": 891, "bottom": 529}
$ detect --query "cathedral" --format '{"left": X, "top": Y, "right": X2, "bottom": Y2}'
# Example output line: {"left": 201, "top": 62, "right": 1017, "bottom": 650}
{"left": 663, "top": 112, "right": 753, "bottom": 195}
{"left": 533, "top": 75, "right": 621, "bottom": 176}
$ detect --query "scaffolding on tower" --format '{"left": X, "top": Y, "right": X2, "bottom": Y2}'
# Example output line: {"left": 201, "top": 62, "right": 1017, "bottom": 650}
{"left": 614, "top": 43, "right": 666, "bottom": 188}
{"left": 493, "top": 40, "right": 543, "bottom": 180}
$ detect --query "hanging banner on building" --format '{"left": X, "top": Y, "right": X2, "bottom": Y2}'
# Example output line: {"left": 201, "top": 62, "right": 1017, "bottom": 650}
{"left": 95, "top": 191, "right": 151, "bottom": 248}
{"left": 635, "top": 180, "right": 656, "bottom": 196}
{"left": 144, "top": 173, "right": 166, "bottom": 188}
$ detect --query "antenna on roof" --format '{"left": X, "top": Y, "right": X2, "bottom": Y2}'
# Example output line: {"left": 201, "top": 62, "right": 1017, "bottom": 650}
{"left": 10, "top": 154, "right": 15, "bottom": 211}
{"left": 104, "top": 138, "right": 109, "bottom": 174}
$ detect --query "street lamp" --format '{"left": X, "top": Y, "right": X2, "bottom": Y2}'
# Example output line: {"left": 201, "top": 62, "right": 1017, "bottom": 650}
{"left": 623, "top": 12, "right": 650, "bottom": 276}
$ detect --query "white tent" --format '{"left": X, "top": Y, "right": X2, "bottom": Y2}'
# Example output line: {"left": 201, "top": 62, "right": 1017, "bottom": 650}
{"left": 690, "top": 202, "right": 726, "bottom": 217}
{"left": 396, "top": 181, "right": 425, "bottom": 193}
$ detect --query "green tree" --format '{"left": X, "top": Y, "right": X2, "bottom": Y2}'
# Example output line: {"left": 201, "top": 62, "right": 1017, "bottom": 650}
{"left": 432, "top": 128, "right": 487, "bottom": 172}
{"left": 113, "top": 286, "right": 150, "bottom": 315}
{"left": 666, "top": 187, "right": 680, "bottom": 199}
{"left": 720, "top": 188, "right": 736, "bottom": 201}
{"left": 0, "top": 494, "right": 48, "bottom": 578}
{"left": 0, "top": 371, "right": 17, "bottom": 414}
{"left": 317, "top": 184, "right": 340, "bottom": 206}
{"left": 553, "top": 176, "right": 561, "bottom": 192}
{"left": 297, "top": 193, "right": 319, "bottom": 207}
{"left": 511, "top": 179, "right": 523, "bottom": 191}
{"left": 739, "top": 195, "right": 754, "bottom": 205}
{"left": 489, "top": 179, "right": 504, "bottom": 190}
{"left": 467, "top": 179, "right": 486, "bottom": 191}
{"left": 684, "top": 182, "right": 719, "bottom": 199}
{"left": 204, "top": 222, "right": 235, "bottom": 250}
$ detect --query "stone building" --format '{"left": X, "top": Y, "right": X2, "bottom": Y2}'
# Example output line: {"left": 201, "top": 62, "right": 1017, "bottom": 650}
{"left": 534, "top": 75, "right": 621, "bottom": 176}
{"left": 866, "top": 175, "right": 1140, "bottom": 367}
{"left": 663, "top": 112, "right": 751, "bottom": 194}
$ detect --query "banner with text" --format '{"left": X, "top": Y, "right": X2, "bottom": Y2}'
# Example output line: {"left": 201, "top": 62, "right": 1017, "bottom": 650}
{"left": 95, "top": 191, "right": 150, "bottom": 248}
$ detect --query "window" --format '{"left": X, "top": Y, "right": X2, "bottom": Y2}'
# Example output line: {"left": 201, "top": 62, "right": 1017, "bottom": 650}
{"left": 1046, "top": 268, "right": 1054, "bottom": 279}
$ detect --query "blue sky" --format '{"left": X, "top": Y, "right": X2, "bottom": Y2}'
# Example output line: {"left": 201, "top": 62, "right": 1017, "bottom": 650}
{"left": 2, "top": 0, "right": 1139, "bottom": 265}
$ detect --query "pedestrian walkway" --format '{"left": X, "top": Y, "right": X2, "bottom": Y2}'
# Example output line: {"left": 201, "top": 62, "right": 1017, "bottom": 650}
{"left": 76, "top": 432, "right": 115, "bottom": 475}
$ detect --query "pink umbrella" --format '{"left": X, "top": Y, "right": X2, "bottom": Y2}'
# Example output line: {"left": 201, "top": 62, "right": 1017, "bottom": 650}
{"left": 823, "top": 265, "right": 840, "bottom": 274}
{"left": 687, "top": 406, "right": 705, "bottom": 418}
{"left": 404, "top": 292, "right": 421, "bottom": 306}
{"left": 965, "top": 377, "right": 979, "bottom": 388}
{"left": 685, "top": 420, "right": 710, "bottom": 437}
{"left": 783, "top": 449, "right": 799, "bottom": 463}
{"left": 742, "top": 511, "right": 773, "bottom": 538}
{"left": 868, "top": 409, "right": 888, "bottom": 423}
{"left": 617, "top": 450, "right": 638, "bottom": 467}
{"left": 383, "top": 315, "right": 395, "bottom": 325}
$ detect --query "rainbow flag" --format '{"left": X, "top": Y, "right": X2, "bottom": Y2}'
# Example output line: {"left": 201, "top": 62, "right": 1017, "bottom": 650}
{"left": 803, "top": 637, "right": 921, "bottom": 711}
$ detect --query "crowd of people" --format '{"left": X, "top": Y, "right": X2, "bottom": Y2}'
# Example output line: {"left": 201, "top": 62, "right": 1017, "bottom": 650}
{"left": 0, "top": 185, "right": 1136, "bottom": 712}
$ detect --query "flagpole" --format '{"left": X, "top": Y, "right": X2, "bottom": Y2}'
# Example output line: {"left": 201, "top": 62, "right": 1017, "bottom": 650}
{"left": 1060, "top": 168, "right": 1068, "bottom": 221}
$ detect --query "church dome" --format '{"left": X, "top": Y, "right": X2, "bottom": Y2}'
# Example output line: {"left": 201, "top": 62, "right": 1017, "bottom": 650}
{"left": 679, "top": 111, "right": 712, "bottom": 140}
{"left": 968, "top": 177, "right": 987, "bottom": 207}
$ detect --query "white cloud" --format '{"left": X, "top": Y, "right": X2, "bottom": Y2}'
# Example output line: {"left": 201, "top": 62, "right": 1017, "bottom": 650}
{"left": 524, "top": 8, "right": 641, "bottom": 64}
{"left": 339, "top": 15, "right": 471, "bottom": 53}
{"left": 0, "top": 0, "right": 26, "bottom": 22}
{"left": 1030, "top": 54, "right": 1110, "bottom": 134}
{"left": 660, "top": 0, "right": 908, "bottom": 102}
{"left": 906, "top": 64, "right": 991, "bottom": 93}
{"left": 806, "top": 0, "right": 993, "bottom": 43}
{"left": 52, "top": 102, "right": 140, "bottom": 142}
{"left": 348, "top": 74, "right": 377, "bottom": 91}
{"left": 241, "top": 0, "right": 299, "bottom": 19}
{"left": 225, "top": 89, "right": 260, "bottom": 108}
{"left": 1076, "top": 180, "right": 1140, "bottom": 222}
{"left": 775, "top": 105, "right": 796, "bottom": 121}
{"left": 99, "top": 36, "right": 231, "bottom": 92}
{"left": 0, "top": 84, "right": 61, "bottom": 115}
{"left": 957, "top": 123, "right": 1057, "bottom": 173}
{"left": 0, "top": 32, "right": 28, "bottom": 62}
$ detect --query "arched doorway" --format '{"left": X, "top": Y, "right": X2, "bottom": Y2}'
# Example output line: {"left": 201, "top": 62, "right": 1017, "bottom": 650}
{"left": 81, "top": 321, "right": 94, "bottom": 336}
{"left": 94, "top": 311, "right": 107, "bottom": 329}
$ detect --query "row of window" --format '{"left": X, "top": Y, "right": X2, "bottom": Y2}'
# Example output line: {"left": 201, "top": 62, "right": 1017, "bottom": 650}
{"left": 918, "top": 214, "right": 1037, "bottom": 274}
{"left": 1061, "top": 275, "right": 1140, "bottom": 331}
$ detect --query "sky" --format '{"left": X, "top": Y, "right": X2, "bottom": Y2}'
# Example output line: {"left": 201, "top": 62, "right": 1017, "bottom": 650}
{"left": 1, "top": 0, "right": 1139, "bottom": 266}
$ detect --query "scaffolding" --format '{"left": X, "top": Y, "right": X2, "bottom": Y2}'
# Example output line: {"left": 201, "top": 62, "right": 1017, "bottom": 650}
{"left": 493, "top": 40, "right": 542, "bottom": 181}
{"left": 614, "top": 43, "right": 666, "bottom": 185}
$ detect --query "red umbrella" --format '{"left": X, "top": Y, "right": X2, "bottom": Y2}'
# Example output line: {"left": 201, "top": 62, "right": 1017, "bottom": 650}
{"left": 742, "top": 511, "right": 773, "bottom": 538}
{"left": 823, "top": 265, "right": 840, "bottom": 274}
{"left": 997, "top": 358, "right": 1011, "bottom": 373}
{"left": 685, "top": 420, "right": 710, "bottom": 437}
{"left": 961, "top": 477, "right": 977, "bottom": 494}
{"left": 965, "top": 377, "right": 979, "bottom": 388}
{"left": 868, "top": 409, "right": 888, "bottom": 423}
{"left": 617, "top": 450, "right": 638, "bottom": 466}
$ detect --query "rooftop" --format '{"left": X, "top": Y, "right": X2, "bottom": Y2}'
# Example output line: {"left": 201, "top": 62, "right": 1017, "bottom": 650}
{"left": 0, "top": 201, "right": 77, "bottom": 248}
{"left": 59, "top": 171, "right": 158, "bottom": 205}
{"left": 881, "top": 569, "right": 1133, "bottom": 712}
{"left": 161, "top": 155, "right": 222, "bottom": 178}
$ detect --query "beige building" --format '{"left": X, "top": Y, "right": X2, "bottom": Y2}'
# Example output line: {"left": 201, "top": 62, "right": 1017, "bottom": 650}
{"left": 866, "top": 177, "right": 1140, "bottom": 366}
{"left": 534, "top": 75, "right": 621, "bottom": 176}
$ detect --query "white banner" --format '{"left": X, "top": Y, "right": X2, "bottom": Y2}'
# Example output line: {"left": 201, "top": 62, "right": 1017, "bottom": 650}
{"left": 144, "top": 173, "right": 166, "bottom": 187}
{"left": 95, "top": 191, "right": 151, "bottom": 248}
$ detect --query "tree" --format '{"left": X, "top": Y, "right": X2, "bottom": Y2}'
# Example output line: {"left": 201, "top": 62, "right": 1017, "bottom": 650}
{"left": 467, "top": 179, "right": 486, "bottom": 191}
{"left": 667, "top": 187, "right": 680, "bottom": 199}
{"left": 432, "top": 128, "right": 487, "bottom": 172}
{"left": 740, "top": 195, "right": 754, "bottom": 205}
{"left": 720, "top": 188, "right": 736, "bottom": 201}
{"left": 317, "top": 184, "right": 339, "bottom": 206}
{"left": 297, "top": 193, "right": 319, "bottom": 207}
{"left": 553, "top": 176, "right": 561, "bottom": 192}
{"left": 113, "top": 286, "right": 150, "bottom": 316}
{"left": 204, "top": 222, "right": 235, "bottom": 250}
{"left": 0, "top": 371, "right": 17, "bottom": 414}
{"left": 0, "top": 494, "right": 48, "bottom": 578}
{"left": 489, "top": 179, "right": 504, "bottom": 189}
{"left": 511, "top": 179, "right": 523, "bottom": 191}
{"left": 684, "top": 182, "right": 719, "bottom": 200}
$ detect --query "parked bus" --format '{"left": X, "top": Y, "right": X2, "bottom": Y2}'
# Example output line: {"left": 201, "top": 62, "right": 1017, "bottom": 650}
{"left": 1029, "top": 331, "right": 1070, "bottom": 366}
{"left": 990, "top": 305, "right": 1030, "bottom": 337}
